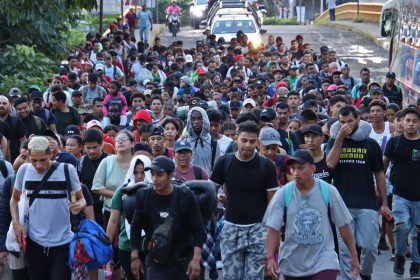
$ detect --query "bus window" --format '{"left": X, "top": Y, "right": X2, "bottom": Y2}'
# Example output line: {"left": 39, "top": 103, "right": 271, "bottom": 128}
{"left": 381, "top": 9, "right": 396, "bottom": 37}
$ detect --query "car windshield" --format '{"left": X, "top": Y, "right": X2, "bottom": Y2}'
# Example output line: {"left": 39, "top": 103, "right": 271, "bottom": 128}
{"left": 212, "top": 19, "right": 256, "bottom": 34}
{"left": 197, "top": 0, "right": 207, "bottom": 4}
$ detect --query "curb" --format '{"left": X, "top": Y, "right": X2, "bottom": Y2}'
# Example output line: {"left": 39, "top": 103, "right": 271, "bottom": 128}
{"left": 316, "top": 21, "right": 390, "bottom": 51}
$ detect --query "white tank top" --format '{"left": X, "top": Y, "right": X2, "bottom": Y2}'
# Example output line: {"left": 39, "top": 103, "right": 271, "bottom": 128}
{"left": 369, "top": 122, "right": 391, "bottom": 152}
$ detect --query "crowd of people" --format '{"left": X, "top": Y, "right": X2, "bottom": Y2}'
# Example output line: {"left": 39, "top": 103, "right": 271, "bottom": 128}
{"left": 0, "top": 10, "right": 419, "bottom": 280}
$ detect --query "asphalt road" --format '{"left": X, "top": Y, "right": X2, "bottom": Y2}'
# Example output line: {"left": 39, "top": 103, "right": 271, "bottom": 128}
{"left": 159, "top": 24, "right": 390, "bottom": 82}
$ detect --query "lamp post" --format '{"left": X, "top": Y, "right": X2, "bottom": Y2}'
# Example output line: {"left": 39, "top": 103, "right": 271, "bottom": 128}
{"left": 99, "top": 0, "right": 104, "bottom": 34}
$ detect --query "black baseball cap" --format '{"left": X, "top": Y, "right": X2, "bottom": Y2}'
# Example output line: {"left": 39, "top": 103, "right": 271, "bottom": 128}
{"left": 386, "top": 71, "right": 396, "bottom": 79}
{"left": 287, "top": 149, "right": 315, "bottom": 166}
{"left": 148, "top": 124, "right": 165, "bottom": 137}
{"left": 30, "top": 90, "right": 43, "bottom": 101}
{"left": 145, "top": 156, "right": 175, "bottom": 173}
{"left": 260, "top": 107, "right": 277, "bottom": 122}
{"left": 303, "top": 124, "right": 323, "bottom": 136}
{"left": 230, "top": 100, "right": 241, "bottom": 109}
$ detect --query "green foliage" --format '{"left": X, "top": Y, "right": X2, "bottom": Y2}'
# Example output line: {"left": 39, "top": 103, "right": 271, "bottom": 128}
{"left": 263, "top": 17, "right": 299, "bottom": 25}
{"left": 0, "top": 45, "right": 55, "bottom": 93}
{"left": 80, "top": 14, "right": 120, "bottom": 33}
{"left": 0, "top": 0, "right": 97, "bottom": 58}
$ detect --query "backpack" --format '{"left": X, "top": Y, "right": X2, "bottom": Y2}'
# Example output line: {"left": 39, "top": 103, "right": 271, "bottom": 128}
{"left": 68, "top": 219, "right": 113, "bottom": 269}
{"left": 281, "top": 179, "right": 338, "bottom": 251}
{"left": 389, "top": 135, "right": 402, "bottom": 186}
{"left": 148, "top": 187, "right": 179, "bottom": 264}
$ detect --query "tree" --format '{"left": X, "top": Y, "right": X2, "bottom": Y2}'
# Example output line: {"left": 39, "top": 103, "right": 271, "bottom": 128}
{"left": 0, "top": 0, "right": 97, "bottom": 58}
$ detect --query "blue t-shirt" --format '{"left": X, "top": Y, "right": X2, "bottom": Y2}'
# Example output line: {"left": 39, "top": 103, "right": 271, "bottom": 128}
{"left": 138, "top": 10, "right": 151, "bottom": 27}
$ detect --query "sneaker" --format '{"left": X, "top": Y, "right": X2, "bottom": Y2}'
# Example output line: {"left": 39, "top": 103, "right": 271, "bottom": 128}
{"left": 410, "top": 262, "right": 420, "bottom": 279}
{"left": 394, "top": 255, "right": 405, "bottom": 277}
{"left": 378, "top": 238, "right": 390, "bottom": 250}
{"left": 360, "top": 274, "right": 372, "bottom": 280}
{"left": 390, "top": 254, "right": 396, "bottom": 261}
{"left": 216, "top": 260, "right": 223, "bottom": 270}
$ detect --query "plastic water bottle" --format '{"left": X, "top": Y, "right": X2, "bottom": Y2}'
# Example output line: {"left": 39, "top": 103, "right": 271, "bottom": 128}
{"left": 104, "top": 262, "right": 112, "bottom": 280}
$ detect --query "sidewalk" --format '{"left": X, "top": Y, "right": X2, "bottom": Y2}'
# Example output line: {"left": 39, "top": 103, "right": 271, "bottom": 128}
{"left": 318, "top": 20, "right": 390, "bottom": 51}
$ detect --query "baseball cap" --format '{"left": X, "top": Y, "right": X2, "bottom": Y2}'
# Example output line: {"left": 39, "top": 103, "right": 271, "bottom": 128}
{"left": 149, "top": 124, "right": 165, "bottom": 137}
{"left": 259, "top": 127, "right": 282, "bottom": 146}
{"left": 72, "top": 90, "right": 82, "bottom": 97}
{"left": 145, "top": 156, "right": 175, "bottom": 173}
{"left": 287, "top": 149, "right": 315, "bottom": 166}
{"left": 127, "top": 79, "right": 137, "bottom": 87}
{"left": 303, "top": 124, "right": 323, "bottom": 136}
{"left": 327, "top": 84, "right": 337, "bottom": 91}
{"left": 64, "top": 125, "right": 81, "bottom": 137}
{"left": 39, "top": 129, "right": 61, "bottom": 146}
{"left": 174, "top": 140, "right": 193, "bottom": 153}
{"left": 30, "top": 90, "right": 43, "bottom": 101}
{"left": 86, "top": 120, "right": 102, "bottom": 130}
{"left": 68, "top": 72, "right": 78, "bottom": 82}
{"left": 230, "top": 100, "right": 241, "bottom": 109}
{"left": 243, "top": 98, "right": 257, "bottom": 108}
{"left": 28, "top": 85, "right": 41, "bottom": 93}
{"left": 9, "top": 88, "right": 22, "bottom": 97}
{"left": 386, "top": 71, "right": 396, "bottom": 79}
{"left": 95, "top": 64, "right": 105, "bottom": 72}
{"left": 189, "top": 98, "right": 209, "bottom": 110}
{"left": 255, "top": 80, "right": 265, "bottom": 88}
{"left": 78, "top": 103, "right": 93, "bottom": 115}
{"left": 185, "top": 54, "right": 193, "bottom": 63}
{"left": 143, "top": 79, "right": 154, "bottom": 87}
{"left": 260, "top": 107, "right": 277, "bottom": 122}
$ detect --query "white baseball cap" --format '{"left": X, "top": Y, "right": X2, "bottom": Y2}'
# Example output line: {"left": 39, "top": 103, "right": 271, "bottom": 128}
{"left": 243, "top": 98, "right": 256, "bottom": 108}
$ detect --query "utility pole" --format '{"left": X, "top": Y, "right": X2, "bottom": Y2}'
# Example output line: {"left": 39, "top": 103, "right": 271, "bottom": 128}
{"left": 121, "top": 0, "right": 124, "bottom": 19}
{"left": 99, "top": 0, "right": 104, "bottom": 34}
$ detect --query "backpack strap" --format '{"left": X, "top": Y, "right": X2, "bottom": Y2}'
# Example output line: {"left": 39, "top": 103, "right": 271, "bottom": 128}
{"left": 63, "top": 163, "right": 73, "bottom": 198}
{"left": 0, "top": 160, "right": 8, "bottom": 179}
{"left": 106, "top": 155, "right": 115, "bottom": 179}
{"left": 193, "top": 166, "right": 202, "bottom": 180}
{"left": 283, "top": 182, "right": 295, "bottom": 209}
{"left": 210, "top": 137, "right": 217, "bottom": 169}
{"left": 34, "top": 116, "right": 42, "bottom": 132}
{"left": 318, "top": 179, "right": 330, "bottom": 205}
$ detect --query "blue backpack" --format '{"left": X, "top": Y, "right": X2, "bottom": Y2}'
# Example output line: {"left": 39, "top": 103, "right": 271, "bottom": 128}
{"left": 282, "top": 179, "right": 338, "bottom": 251}
{"left": 69, "top": 219, "right": 113, "bottom": 269}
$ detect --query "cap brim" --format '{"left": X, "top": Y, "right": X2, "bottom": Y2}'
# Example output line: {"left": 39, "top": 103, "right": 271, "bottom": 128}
{"left": 303, "top": 129, "right": 322, "bottom": 136}
{"left": 286, "top": 157, "right": 310, "bottom": 166}
{"left": 261, "top": 140, "right": 282, "bottom": 146}
{"left": 174, "top": 147, "right": 192, "bottom": 153}
{"left": 144, "top": 164, "right": 166, "bottom": 173}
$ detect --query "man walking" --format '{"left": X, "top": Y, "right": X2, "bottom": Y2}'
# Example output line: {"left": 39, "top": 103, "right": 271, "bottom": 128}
{"left": 10, "top": 136, "right": 86, "bottom": 280}
{"left": 327, "top": 105, "right": 390, "bottom": 280}
{"left": 383, "top": 107, "right": 420, "bottom": 278}
{"left": 210, "top": 120, "right": 279, "bottom": 279}
{"left": 265, "top": 150, "right": 359, "bottom": 280}
{"left": 130, "top": 156, "right": 206, "bottom": 279}
{"left": 137, "top": 5, "right": 153, "bottom": 44}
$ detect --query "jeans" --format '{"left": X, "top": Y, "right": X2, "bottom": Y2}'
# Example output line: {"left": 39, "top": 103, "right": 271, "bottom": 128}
{"left": 145, "top": 256, "right": 190, "bottom": 280}
{"left": 140, "top": 25, "right": 149, "bottom": 43}
{"left": 220, "top": 222, "right": 266, "bottom": 280}
{"left": 338, "top": 209, "right": 379, "bottom": 279}
{"left": 393, "top": 195, "right": 420, "bottom": 263}
{"left": 329, "top": 8, "right": 336, "bottom": 21}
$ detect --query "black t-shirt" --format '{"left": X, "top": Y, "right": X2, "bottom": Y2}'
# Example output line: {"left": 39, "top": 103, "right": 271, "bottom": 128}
{"left": 210, "top": 153, "right": 278, "bottom": 225}
{"left": 4, "top": 115, "right": 26, "bottom": 163}
{"left": 385, "top": 135, "right": 420, "bottom": 201}
{"left": 382, "top": 84, "right": 402, "bottom": 105}
{"left": 314, "top": 153, "right": 332, "bottom": 184}
{"left": 0, "top": 120, "right": 10, "bottom": 141}
{"left": 21, "top": 115, "right": 47, "bottom": 137}
{"left": 327, "top": 137, "right": 384, "bottom": 210}
{"left": 78, "top": 153, "right": 108, "bottom": 204}
{"left": 133, "top": 187, "right": 206, "bottom": 259}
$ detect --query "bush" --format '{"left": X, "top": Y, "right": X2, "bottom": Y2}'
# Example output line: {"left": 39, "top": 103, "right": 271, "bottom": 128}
{"left": 0, "top": 45, "right": 56, "bottom": 93}
{"left": 263, "top": 17, "right": 299, "bottom": 25}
